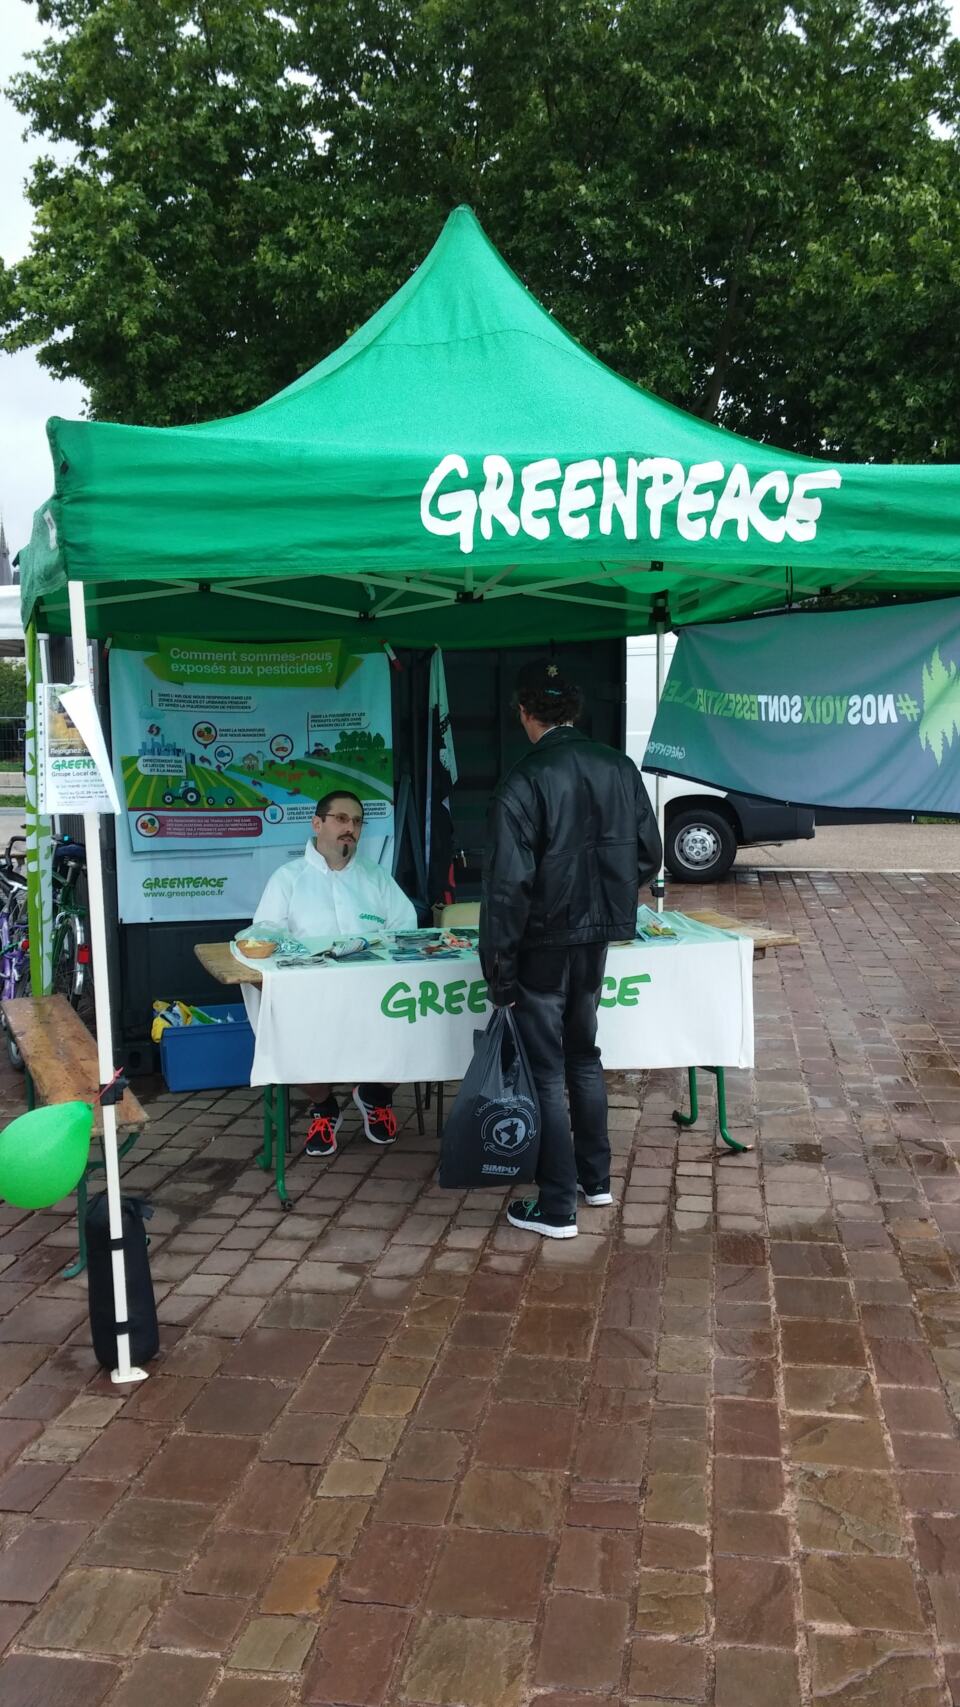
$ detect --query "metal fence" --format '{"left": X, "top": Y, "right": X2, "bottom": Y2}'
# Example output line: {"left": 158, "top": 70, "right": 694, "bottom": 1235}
{"left": 0, "top": 718, "right": 25, "bottom": 771}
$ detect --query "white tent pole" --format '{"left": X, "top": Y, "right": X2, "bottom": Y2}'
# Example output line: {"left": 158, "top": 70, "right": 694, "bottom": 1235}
{"left": 654, "top": 620, "right": 667, "bottom": 916}
{"left": 67, "top": 582, "right": 147, "bottom": 1384}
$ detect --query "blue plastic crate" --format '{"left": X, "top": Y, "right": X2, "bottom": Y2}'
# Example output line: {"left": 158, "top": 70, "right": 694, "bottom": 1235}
{"left": 159, "top": 1003, "right": 255, "bottom": 1092}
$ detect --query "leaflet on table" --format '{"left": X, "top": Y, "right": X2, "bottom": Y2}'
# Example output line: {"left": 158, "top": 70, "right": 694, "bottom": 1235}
{"left": 635, "top": 907, "right": 738, "bottom": 944}
{"left": 230, "top": 927, "right": 481, "bottom": 972}
{"left": 110, "top": 638, "right": 394, "bottom": 858}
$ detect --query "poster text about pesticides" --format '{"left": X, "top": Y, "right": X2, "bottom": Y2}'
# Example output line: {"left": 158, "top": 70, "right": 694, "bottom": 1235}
{"left": 110, "top": 640, "right": 394, "bottom": 858}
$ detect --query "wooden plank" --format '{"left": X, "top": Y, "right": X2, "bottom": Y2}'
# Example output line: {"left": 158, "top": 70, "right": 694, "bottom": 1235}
{"left": 195, "top": 941, "right": 262, "bottom": 987}
{"left": 683, "top": 909, "right": 800, "bottom": 955}
{"left": 1, "top": 995, "right": 147, "bottom": 1136}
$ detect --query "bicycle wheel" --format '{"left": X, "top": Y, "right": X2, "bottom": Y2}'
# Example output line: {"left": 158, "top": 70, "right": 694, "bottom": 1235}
{"left": 51, "top": 914, "right": 82, "bottom": 1007}
{"left": 73, "top": 921, "right": 96, "bottom": 1033}
{"left": 5, "top": 952, "right": 29, "bottom": 1070}
{"left": 0, "top": 896, "right": 30, "bottom": 1070}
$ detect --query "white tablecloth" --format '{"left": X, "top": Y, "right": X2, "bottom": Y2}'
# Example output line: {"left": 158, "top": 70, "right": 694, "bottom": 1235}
{"left": 238, "top": 918, "right": 754, "bottom": 1087}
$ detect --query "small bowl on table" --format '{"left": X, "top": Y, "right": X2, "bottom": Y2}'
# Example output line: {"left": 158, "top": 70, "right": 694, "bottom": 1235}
{"left": 235, "top": 937, "right": 278, "bottom": 960}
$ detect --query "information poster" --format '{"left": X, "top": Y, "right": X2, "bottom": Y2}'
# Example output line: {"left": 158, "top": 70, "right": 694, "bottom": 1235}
{"left": 110, "top": 639, "right": 394, "bottom": 922}
{"left": 38, "top": 682, "right": 119, "bottom": 815}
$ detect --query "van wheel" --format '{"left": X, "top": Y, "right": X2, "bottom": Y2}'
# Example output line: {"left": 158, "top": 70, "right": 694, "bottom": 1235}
{"left": 665, "top": 809, "right": 737, "bottom": 882}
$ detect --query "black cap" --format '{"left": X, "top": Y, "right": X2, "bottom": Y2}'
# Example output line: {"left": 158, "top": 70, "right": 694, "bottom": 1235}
{"left": 514, "top": 657, "right": 576, "bottom": 701}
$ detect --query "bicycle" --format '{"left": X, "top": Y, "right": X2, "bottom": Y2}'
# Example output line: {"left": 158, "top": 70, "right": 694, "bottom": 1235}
{"left": 0, "top": 837, "right": 30, "bottom": 1069}
{"left": 0, "top": 834, "right": 94, "bottom": 1069}
{"left": 48, "top": 837, "right": 94, "bottom": 1033}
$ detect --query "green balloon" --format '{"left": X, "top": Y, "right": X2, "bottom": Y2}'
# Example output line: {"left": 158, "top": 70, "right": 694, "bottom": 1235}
{"left": 0, "top": 1101, "right": 93, "bottom": 1210}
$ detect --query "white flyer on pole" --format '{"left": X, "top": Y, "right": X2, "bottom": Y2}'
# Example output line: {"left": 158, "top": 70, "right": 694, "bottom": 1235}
{"left": 37, "top": 682, "right": 120, "bottom": 815}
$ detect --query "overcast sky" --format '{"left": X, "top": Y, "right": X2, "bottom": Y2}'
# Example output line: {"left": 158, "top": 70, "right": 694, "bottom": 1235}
{"left": 2, "top": 2, "right": 960, "bottom": 559}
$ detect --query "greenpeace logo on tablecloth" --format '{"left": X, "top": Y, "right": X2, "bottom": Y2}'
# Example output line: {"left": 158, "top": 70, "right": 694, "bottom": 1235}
{"left": 381, "top": 972, "right": 652, "bottom": 1023}
{"left": 420, "top": 454, "right": 841, "bottom": 555}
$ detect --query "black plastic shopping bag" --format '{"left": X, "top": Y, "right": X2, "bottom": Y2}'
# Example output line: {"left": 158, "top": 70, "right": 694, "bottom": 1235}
{"left": 439, "top": 1008, "right": 540, "bottom": 1189}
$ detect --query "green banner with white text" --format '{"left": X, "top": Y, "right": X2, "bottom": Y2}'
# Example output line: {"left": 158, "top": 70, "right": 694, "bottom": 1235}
{"left": 646, "top": 598, "right": 960, "bottom": 812}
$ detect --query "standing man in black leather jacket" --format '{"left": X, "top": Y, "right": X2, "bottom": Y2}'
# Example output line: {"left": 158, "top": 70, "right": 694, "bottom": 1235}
{"left": 480, "top": 658, "right": 662, "bottom": 1239}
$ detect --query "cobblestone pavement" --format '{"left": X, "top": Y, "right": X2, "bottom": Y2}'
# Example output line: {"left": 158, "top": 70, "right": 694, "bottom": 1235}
{"left": 2, "top": 870, "right": 960, "bottom": 1705}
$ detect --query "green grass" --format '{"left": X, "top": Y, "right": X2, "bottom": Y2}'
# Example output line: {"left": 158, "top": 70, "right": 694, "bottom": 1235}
{"left": 0, "top": 794, "right": 26, "bottom": 809}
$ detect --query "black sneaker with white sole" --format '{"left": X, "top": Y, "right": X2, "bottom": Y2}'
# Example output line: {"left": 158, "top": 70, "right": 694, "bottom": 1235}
{"left": 506, "top": 1198, "right": 578, "bottom": 1239}
{"left": 352, "top": 1086, "right": 398, "bottom": 1145}
{"left": 304, "top": 1095, "right": 343, "bottom": 1158}
{"left": 577, "top": 1182, "right": 614, "bottom": 1207}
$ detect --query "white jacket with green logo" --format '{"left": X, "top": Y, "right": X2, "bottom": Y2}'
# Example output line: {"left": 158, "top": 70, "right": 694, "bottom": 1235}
{"left": 253, "top": 838, "right": 416, "bottom": 943}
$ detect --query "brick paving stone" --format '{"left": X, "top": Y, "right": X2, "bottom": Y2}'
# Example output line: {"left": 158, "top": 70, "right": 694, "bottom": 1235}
{"left": 0, "top": 1520, "right": 89, "bottom": 1601}
{"left": 630, "top": 1636, "right": 708, "bottom": 1701}
{"left": 535, "top": 1591, "right": 629, "bottom": 1689}
{"left": 715, "top": 1646, "right": 802, "bottom": 1707}
{"left": 148, "top": 1591, "right": 247, "bottom": 1653}
{"left": 303, "top": 1601, "right": 410, "bottom": 1703}
{"left": 0, "top": 1653, "right": 120, "bottom": 1707}
{"left": 0, "top": 1461, "right": 65, "bottom": 1511}
{"left": 107, "top": 1651, "right": 218, "bottom": 1707}
{"left": 339, "top": 1522, "right": 441, "bottom": 1607}
{"left": 809, "top": 1633, "right": 944, "bottom": 1705}
{"left": 399, "top": 1613, "right": 532, "bottom": 1707}
{"left": 554, "top": 1525, "right": 635, "bottom": 1593}
{"left": 794, "top": 1466, "right": 904, "bottom": 1554}
{"left": 454, "top": 1467, "right": 566, "bottom": 1532}
{"left": 140, "top": 1432, "right": 257, "bottom": 1502}
{"left": 426, "top": 1530, "right": 551, "bottom": 1618}
{"left": 260, "top": 1554, "right": 336, "bottom": 1615}
{"left": 219, "top": 1461, "right": 314, "bottom": 1533}
{"left": 210, "top": 1679, "right": 292, "bottom": 1707}
{"left": 801, "top": 1553, "right": 927, "bottom": 1631}
{"left": 636, "top": 1569, "right": 706, "bottom": 1635}
{"left": 475, "top": 1400, "right": 577, "bottom": 1470}
{"left": 22, "top": 1567, "right": 168, "bottom": 1653}
{"left": 392, "top": 1429, "right": 465, "bottom": 1480}
{"left": 376, "top": 1476, "right": 453, "bottom": 1524}
{"left": 714, "top": 1556, "right": 796, "bottom": 1646}
{"left": 258, "top": 1413, "right": 341, "bottom": 1464}
{"left": 228, "top": 1614, "right": 317, "bottom": 1672}
{"left": 187, "top": 1529, "right": 281, "bottom": 1597}
{"left": 292, "top": 1496, "right": 371, "bottom": 1555}
{"left": 183, "top": 1376, "right": 288, "bottom": 1434}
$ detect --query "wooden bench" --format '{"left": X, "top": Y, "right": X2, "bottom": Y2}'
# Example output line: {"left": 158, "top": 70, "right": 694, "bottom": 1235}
{"left": 1, "top": 995, "right": 149, "bottom": 1278}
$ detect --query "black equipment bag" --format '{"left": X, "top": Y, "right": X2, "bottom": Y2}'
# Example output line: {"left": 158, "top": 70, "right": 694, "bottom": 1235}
{"left": 439, "top": 1008, "right": 540, "bottom": 1189}
{"left": 85, "top": 1192, "right": 159, "bottom": 1370}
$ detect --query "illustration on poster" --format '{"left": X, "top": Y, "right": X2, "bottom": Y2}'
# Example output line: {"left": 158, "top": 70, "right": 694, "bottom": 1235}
{"left": 111, "top": 641, "right": 395, "bottom": 862}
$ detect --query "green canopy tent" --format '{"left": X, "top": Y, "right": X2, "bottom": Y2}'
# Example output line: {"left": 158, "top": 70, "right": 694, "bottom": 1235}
{"left": 18, "top": 205, "right": 960, "bottom": 649}
{"left": 15, "top": 205, "right": 960, "bottom": 1382}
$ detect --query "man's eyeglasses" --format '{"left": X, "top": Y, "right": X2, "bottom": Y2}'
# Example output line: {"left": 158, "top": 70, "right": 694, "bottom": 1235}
{"left": 323, "top": 810, "right": 364, "bottom": 830}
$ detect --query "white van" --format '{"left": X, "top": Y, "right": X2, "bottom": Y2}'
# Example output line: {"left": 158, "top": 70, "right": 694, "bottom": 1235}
{"left": 627, "top": 635, "right": 815, "bottom": 882}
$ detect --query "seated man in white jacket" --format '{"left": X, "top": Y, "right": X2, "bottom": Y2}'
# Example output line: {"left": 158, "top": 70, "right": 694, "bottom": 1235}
{"left": 252, "top": 789, "right": 417, "bottom": 1157}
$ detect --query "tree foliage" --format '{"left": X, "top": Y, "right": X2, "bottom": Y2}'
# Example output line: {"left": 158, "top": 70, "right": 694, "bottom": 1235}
{"left": 0, "top": 663, "right": 27, "bottom": 718}
{"left": 3, "top": 0, "right": 960, "bottom": 459}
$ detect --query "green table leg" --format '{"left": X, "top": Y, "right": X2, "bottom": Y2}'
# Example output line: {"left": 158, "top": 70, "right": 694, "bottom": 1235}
{"left": 258, "top": 1085, "right": 276, "bottom": 1173}
{"left": 672, "top": 1066, "right": 752, "bottom": 1154}
{"left": 275, "top": 1084, "right": 291, "bottom": 1209}
{"left": 62, "top": 1170, "right": 88, "bottom": 1280}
